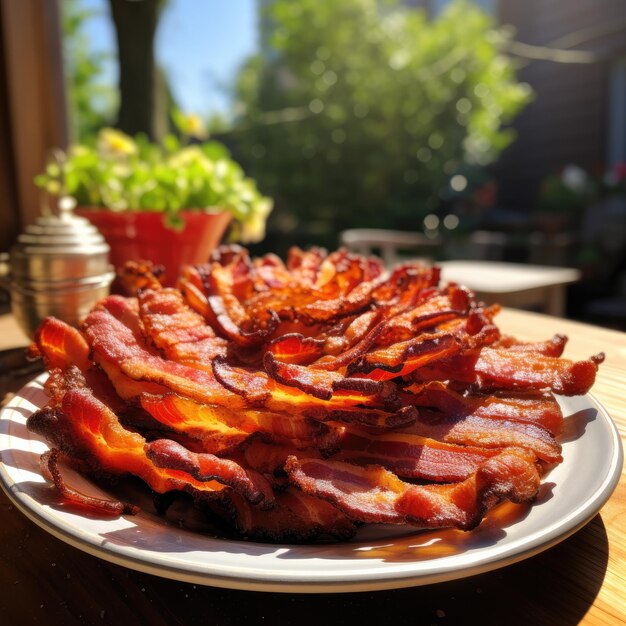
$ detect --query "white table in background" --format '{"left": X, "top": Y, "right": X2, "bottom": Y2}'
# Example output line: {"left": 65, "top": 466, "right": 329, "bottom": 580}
{"left": 438, "top": 260, "right": 581, "bottom": 317}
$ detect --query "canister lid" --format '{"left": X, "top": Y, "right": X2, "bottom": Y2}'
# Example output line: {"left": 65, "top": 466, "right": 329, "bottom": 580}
{"left": 9, "top": 198, "right": 112, "bottom": 283}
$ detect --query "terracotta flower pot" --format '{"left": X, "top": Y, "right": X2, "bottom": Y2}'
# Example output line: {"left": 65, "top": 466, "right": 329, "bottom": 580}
{"left": 75, "top": 209, "right": 231, "bottom": 287}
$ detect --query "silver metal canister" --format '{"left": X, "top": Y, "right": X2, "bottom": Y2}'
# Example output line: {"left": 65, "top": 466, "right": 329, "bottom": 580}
{"left": 0, "top": 199, "right": 115, "bottom": 338}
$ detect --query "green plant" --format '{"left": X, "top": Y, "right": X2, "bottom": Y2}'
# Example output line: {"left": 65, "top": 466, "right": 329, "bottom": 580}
{"left": 61, "top": 0, "right": 117, "bottom": 142}
{"left": 233, "top": 0, "right": 531, "bottom": 250}
{"left": 35, "top": 127, "right": 273, "bottom": 243}
{"left": 537, "top": 164, "right": 596, "bottom": 218}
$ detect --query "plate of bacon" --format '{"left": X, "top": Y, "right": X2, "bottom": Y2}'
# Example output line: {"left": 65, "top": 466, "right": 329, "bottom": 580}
{"left": 0, "top": 246, "right": 622, "bottom": 593}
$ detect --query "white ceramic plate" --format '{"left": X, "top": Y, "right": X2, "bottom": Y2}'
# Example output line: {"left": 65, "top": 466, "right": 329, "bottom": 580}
{"left": 0, "top": 375, "right": 622, "bottom": 593}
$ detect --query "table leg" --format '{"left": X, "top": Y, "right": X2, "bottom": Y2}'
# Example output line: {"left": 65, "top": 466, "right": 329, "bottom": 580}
{"left": 546, "top": 285, "right": 566, "bottom": 317}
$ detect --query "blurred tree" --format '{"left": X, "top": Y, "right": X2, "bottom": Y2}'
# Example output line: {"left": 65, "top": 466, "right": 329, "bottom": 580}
{"left": 154, "top": 63, "right": 179, "bottom": 141}
{"left": 109, "top": 0, "right": 166, "bottom": 138}
{"left": 61, "top": 0, "right": 116, "bottom": 142}
{"left": 233, "top": 0, "right": 531, "bottom": 250}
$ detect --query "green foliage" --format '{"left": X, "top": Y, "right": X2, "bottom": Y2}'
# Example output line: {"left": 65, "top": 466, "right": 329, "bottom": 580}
{"left": 61, "top": 0, "right": 117, "bottom": 142}
{"left": 538, "top": 174, "right": 590, "bottom": 216}
{"left": 234, "top": 0, "right": 531, "bottom": 248}
{"left": 35, "top": 128, "right": 273, "bottom": 243}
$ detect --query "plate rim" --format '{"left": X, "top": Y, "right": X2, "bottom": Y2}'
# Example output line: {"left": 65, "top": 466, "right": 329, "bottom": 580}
{"left": 0, "top": 375, "right": 623, "bottom": 593}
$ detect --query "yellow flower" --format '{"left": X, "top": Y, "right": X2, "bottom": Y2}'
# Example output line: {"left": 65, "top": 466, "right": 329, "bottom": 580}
{"left": 68, "top": 145, "right": 90, "bottom": 158}
{"left": 97, "top": 128, "right": 137, "bottom": 157}
{"left": 240, "top": 198, "right": 273, "bottom": 243}
{"left": 167, "top": 146, "right": 210, "bottom": 169}
{"left": 180, "top": 113, "right": 207, "bottom": 139}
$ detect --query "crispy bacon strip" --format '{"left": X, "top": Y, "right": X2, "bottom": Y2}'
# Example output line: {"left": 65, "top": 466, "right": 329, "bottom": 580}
{"left": 319, "top": 250, "right": 378, "bottom": 295}
{"left": 206, "top": 245, "right": 256, "bottom": 301}
{"left": 263, "top": 351, "right": 398, "bottom": 405}
{"left": 250, "top": 253, "right": 291, "bottom": 289}
{"left": 286, "top": 450, "right": 540, "bottom": 530}
{"left": 220, "top": 487, "right": 356, "bottom": 542}
{"left": 188, "top": 260, "right": 281, "bottom": 346}
{"left": 410, "top": 348, "right": 604, "bottom": 396}
{"left": 346, "top": 332, "right": 460, "bottom": 381}
{"left": 335, "top": 428, "right": 501, "bottom": 482}
{"left": 322, "top": 309, "right": 383, "bottom": 357}
{"left": 140, "top": 393, "right": 335, "bottom": 454}
{"left": 138, "top": 288, "right": 227, "bottom": 365}
{"left": 302, "top": 405, "right": 417, "bottom": 429}
{"left": 245, "top": 264, "right": 434, "bottom": 327}
{"left": 34, "top": 319, "right": 126, "bottom": 413}
{"left": 372, "top": 289, "right": 470, "bottom": 347}
{"left": 145, "top": 439, "right": 272, "bottom": 507}
{"left": 40, "top": 449, "right": 139, "bottom": 516}
{"left": 188, "top": 270, "right": 276, "bottom": 353}
{"left": 140, "top": 394, "right": 252, "bottom": 454}
{"left": 371, "top": 264, "right": 439, "bottom": 305}
{"left": 473, "top": 391, "right": 563, "bottom": 434}
{"left": 266, "top": 333, "right": 325, "bottom": 364}
{"left": 396, "top": 449, "right": 541, "bottom": 528}
{"left": 96, "top": 359, "right": 171, "bottom": 401}
{"left": 179, "top": 276, "right": 213, "bottom": 318}
{"left": 292, "top": 288, "right": 374, "bottom": 325}
{"left": 294, "top": 264, "right": 434, "bottom": 326}
{"left": 308, "top": 307, "right": 382, "bottom": 370}
{"left": 287, "top": 456, "right": 403, "bottom": 524}
{"left": 286, "top": 246, "right": 328, "bottom": 282}
{"left": 205, "top": 292, "right": 280, "bottom": 347}
{"left": 311, "top": 293, "right": 470, "bottom": 374}
{"left": 97, "top": 294, "right": 144, "bottom": 338}
{"left": 399, "top": 408, "right": 561, "bottom": 463}
{"left": 474, "top": 348, "right": 604, "bottom": 396}
{"left": 27, "top": 384, "right": 226, "bottom": 496}
{"left": 32, "top": 317, "right": 91, "bottom": 372}
{"left": 407, "top": 382, "right": 564, "bottom": 435}
{"left": 235, "top": 440, "right": 323, "bottom": 475}
{"left": 283, "top": 246, "right": 383, "bottom": 298}
{"left": 33, "top": 375, "right": 276, "bottom": 508}
{"left": 493, "top": 334, "right": 568, "bottom": 357}
{"left": 83, "top": 304, "right": 244, "bottom": 408}
{"left": 116, "top": 259, "right": 164, "bottom": 295}
{"left": 212, "top": 355, "right": 399, "bottom": 413}
{"left": 310, "top": 313, "right": 391, "bottom": 372}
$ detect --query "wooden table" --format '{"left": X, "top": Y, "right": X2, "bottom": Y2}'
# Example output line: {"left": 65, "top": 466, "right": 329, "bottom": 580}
{"left": 0, "top": 310, "right": 624, "bottom": 625}
{"left": 439, "top": 261, "right": 581, "bottom": 317}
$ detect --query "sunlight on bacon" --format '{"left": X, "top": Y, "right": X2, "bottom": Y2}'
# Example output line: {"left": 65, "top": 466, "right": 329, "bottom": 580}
{"left": 27, "top": 244, "right": 602, "bottom": 543}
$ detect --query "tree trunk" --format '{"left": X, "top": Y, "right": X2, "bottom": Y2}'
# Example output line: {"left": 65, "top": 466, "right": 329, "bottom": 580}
{"left": 109, "top": 0, "right": 160, "bottom": 138}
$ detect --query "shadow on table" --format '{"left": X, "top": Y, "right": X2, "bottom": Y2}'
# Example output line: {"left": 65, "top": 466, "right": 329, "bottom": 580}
{"left": 0, "top": 495, "right": 610, "bottom": 626}
{"left": 112, "top": 514, "right": 609, "bottom": 626}
{"left": 144, "top": 515, "right": 608, "bottom": 626}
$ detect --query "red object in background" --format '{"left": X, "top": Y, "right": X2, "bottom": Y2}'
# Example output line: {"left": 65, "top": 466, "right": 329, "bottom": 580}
{"left": 613, "top": 162, "right": 626, "bottom": 181}
{"left": 75, "top": 210, "right": 231, "bottom": 287}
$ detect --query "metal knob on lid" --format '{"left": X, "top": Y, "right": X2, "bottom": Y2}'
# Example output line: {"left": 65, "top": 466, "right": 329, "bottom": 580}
{"left": 1, "top": 197, "right": 115, "bottom": 338}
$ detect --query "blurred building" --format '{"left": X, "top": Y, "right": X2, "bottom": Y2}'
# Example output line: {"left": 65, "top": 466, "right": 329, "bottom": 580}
{"left": 412, "top": 0, "right": 626, "bottom": 211}
{"left": 496, "top": 0, "right": 626, "bottom": 211}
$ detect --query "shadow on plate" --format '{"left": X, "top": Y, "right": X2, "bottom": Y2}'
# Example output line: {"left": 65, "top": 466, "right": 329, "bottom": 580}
{"left": 559, "top": 408, "right": 596, "bottom": 443}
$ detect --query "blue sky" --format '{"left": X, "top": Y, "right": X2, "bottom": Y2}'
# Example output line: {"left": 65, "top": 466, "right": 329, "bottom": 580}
{"left": 81, "top": 0, "right": 258, "bottom": 117}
